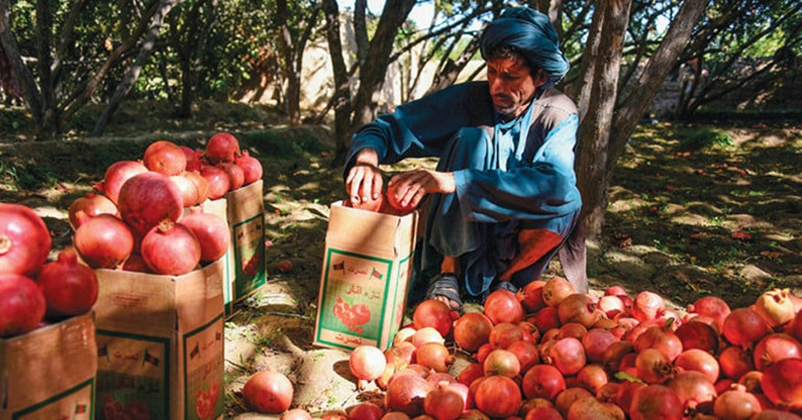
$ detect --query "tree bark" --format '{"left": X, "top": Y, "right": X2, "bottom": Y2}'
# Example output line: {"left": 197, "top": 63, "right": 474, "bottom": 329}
{"left": 275, "top": 0, "right": 300, "bottom": 125}
{"left": 62, "top": 0, "right": 159, "bottom": 123}
{"left": 353, "top": 0, "right": 368, "bottom": 67}
{"left": 322, "top": 0, "right": 352, "bottom": 165}
{"left": 610, "top": 0, "right": 709, "bottom": 172}
{"left": 676, "top": 1, "right": 802, "bottom": 117}
{"left": 349, "top": 0, "right": 415, "bottom": 134}
{"left": 561, "top": 0, "right": 709, "bottom": 291}
{"left": 535, "top": 0, "right": 563, "bottom": 39}
{"left": 174, "top": 0, "right": 216, "bottom": 119}
{"left": 560, "top": 0, "right": 632, "bottom": 294}
{"left": 0, "top": 0, "right": 42, "bottom": 121}
{"left": 425, "top": 34, "right": 481, "bottom": 95}
{"left": 35, "top": 0, "right": 58, "bottom": 139}
{"left": 91, "top": 0, "right": 179, "bottom": 136}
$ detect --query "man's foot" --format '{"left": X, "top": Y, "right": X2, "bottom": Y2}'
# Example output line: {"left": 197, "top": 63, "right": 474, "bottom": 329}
{"left": 425, "top": 273, "right": 463, "bottom": 312}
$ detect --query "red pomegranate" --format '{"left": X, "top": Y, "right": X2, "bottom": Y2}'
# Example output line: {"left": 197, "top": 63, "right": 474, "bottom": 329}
{"left": 98, "top": 160, "right": 149, "bottom": 205}
{"left": 205, "top": 132, "right": 241, "bottom": 164}
{"left": 140, "top": 221, "right": 201, "bottom": 275}
{"left": 235, "top": 150, "right": 263, "bottom": 185}
{"left": 0, "top": 203, "right": 52, "bottom": 277}
{"left": 68, "top": 192, "right": 118, "bottom": 229}
{"left": 73, "top": 213, "right": 135, "bottom": 269}
{"left": 117, "top": 172, "right": 184, "bottom": 235}
{"left": 179, "top": 212, "right": 231, "bottom": 263}
{"left": 0, "top": 273, "right": 47, "bottom": 337}
{"left": 143, "top": 140, "right": 187, "bottom": 176}
{"left": 37, "top": 248, "right": 98, "bottom": 319}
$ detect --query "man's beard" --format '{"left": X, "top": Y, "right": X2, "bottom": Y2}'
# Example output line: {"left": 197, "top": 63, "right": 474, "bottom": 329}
{"left": 492, "top": 95, "right": 517, "bottom": 118}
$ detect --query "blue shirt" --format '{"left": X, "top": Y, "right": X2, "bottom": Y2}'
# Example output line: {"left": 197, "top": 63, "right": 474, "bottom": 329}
{"left": 346, "top": 81, "right": 581, "bottom": 229}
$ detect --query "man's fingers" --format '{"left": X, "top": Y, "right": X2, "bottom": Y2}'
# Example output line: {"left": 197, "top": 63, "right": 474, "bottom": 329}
{"left": 370, "top": 172, "right": 384, "bottom": 199}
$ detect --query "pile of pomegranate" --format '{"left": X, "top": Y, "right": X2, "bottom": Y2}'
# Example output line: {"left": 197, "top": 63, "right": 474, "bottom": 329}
{"left": 69, "top": 132, "right": 262, "bottom": 276}
{"left": 1, "top": 203, "right": 98, "bottom": 338}
{"left": 242, "top": 277, "right": 802, "bottom": 420}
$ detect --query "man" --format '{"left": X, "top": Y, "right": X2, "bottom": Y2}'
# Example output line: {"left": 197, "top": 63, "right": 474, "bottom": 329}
{"left": 344, "top": 6, "right": 582, "bottom": 310}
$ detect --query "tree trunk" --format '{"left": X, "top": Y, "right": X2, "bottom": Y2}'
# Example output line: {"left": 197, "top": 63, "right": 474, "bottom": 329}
{"left": 559, "top": 0, "right": 632, "bottom": 294}
{"left": 0, "top": 0, "right": 43, "bottom": 122}
{"left": 275, "top": 0, "right": 300, "bottom": 125}
{"left": 62, "top": 0, "right": 159, "bottom": 123}
{"left": 609, "top": 0, "right": 709, "bottom": 172}
{"left": 535, "top": 0, "right": 563, "bottom": 39}
{"left": 175, "top": 0, "right": 215, "bottom": 119}
{"left": 52, "top": 0, "right": 88, "bottom": 102}
{"left": 35, "top": 0, "right": 58, "bottom": 139}
{"left": 92, "top": 0, "right": 179, "bottom": 136}
{"left": 426, "top": 33, "right": 482, "bottom": 95}
{"left": 676, "top": 1, "right": 802, "bottom": 118}
{"left": 349, "top": 0, "right": 415, "bottom": 133}
{"left": 561, "top": 0, "right": 709, "bottom": 291}
{"left": 353, "top": 0, "right": 368, "bottom": 67}
{"left": 322, "top": 0, "right": 352, "bottom": 166}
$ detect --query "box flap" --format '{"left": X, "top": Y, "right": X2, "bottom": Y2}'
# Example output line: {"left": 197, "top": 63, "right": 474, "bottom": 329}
{"left": 327, "top": 201, "right": 418, "bottom": 259}
{"left": 94, "top": 258, "right": 225, "bottom": 337}
{"left": 0, "top": 312, "right": 96, "bottom": 411}
{"left": 94, "top": 269, "right": 178, "bottom": 336}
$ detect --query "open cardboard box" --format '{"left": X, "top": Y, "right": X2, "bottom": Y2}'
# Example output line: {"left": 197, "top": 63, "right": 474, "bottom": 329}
{"left": 313, "top": 201, "right": 418, "bottom": 351}
{"left": 0, "top": 312, "right": 97, "bottom": 419}
{"left": 196, "top": 180, "right": 267, "bottom": 316}
{"left": 93, "top": 257, "right": 225, "bottom": 420}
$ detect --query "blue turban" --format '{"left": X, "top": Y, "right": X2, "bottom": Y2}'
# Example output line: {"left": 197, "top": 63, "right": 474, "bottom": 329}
{"left": 479, "top": 7, "right": 570, "bottom": 87}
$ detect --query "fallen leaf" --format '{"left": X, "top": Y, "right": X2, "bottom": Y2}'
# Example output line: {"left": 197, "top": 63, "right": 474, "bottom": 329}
{"left": 690, "top": 232, "right": 708, "bottom": 240}
{"left": 759, "top": 251, "right": 781, "bottom": 259}
{"left": 615, "top": 233, "right": 632, "bottom": 248}
{"left": 731, "top": 231, "right": 753, "bottom": 241}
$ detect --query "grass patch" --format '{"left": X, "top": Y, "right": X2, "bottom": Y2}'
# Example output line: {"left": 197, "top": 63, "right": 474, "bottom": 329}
{"left": 677, "top": 126, "right": 734, "bottom": 151}
{"left": 245, "top": 128, "right": 331, "bottom": 159}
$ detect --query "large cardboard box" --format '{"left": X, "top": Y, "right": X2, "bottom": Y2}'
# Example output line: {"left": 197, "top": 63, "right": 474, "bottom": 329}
{"left": 225, "top": 180, "right": 267, "bottom": 314}
{"left": 313, "top": 201, "right": 418, "bottom": 351}
{"left": 93, "top": 258, "right": 225, "bottom": 420}
{"left": 0, "top": 312, "right": 97, "bottom": 420}
{"left": 193, "top": 180, "right": 267, "bottom": 316}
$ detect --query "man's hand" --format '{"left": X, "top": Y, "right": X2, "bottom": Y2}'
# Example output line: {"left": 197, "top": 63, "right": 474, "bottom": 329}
{"left": 345, "top": 149, "right": 383, "bottom": 204}
{"left": 387, "top": 168, "right": 456, "bottom": 210}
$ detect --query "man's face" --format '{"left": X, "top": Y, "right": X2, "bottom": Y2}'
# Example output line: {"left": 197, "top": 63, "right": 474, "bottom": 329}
{"left": 487, "top": 55, "right": 546, "bottom": 120}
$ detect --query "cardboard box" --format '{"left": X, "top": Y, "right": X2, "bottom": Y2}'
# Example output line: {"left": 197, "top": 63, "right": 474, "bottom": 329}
{"left": 192, "top": 180, "right": 267, "bottom": 316}
{"left": 314, "top": 201, "right": 418, "bottom": 351}
{"left": 93, "top": 258, "right": 225, "bottom": 420}
{"left": 0, "top": 312, "right": 97, "bottom": 420}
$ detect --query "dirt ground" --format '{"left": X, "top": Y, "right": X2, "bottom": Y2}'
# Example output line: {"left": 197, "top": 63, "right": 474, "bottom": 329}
{"left": 1, "top": 101, "right": 801, "bottom": 417}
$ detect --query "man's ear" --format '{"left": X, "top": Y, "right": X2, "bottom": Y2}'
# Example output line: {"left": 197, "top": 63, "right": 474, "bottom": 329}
{"left": 534, "top": 69, "right": 548, "bottom": 86}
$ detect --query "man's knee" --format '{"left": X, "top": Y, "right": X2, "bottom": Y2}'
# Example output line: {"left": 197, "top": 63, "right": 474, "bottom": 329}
{"left": 518, "top": 228, "right": 564, "bottom": 256}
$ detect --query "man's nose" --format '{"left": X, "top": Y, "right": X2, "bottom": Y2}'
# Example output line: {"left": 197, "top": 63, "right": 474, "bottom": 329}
{"left": 489, "top": 78, "right": 505, "bottom": 94}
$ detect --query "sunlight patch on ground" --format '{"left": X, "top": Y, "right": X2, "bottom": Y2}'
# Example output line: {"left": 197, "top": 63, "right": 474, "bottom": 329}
{"left": 669, "top": 212, "right": 717, "bottom": 227}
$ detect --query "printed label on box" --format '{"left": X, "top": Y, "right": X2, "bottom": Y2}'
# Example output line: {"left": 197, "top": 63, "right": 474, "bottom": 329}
{"left": 95, "top": 332, "right": 170, "bottom": 420}
{"left": 316, "top": 249, "right": 410, "bottom": 348}
{"left": 232, "top": 213, "right": 266, "bottom": 296}
{"left": 10, "top": 379, "right": 94, "bottom": 420}
{"left": 183, "top": 316, "right": 225, "bottom": 420}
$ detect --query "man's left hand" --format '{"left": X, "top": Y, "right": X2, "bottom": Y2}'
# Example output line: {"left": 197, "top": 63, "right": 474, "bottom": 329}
{"left": 387, "top": 169, "right": 456, "bottom": 210}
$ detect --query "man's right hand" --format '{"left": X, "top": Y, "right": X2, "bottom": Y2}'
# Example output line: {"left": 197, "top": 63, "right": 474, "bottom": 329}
{"left": 345, "top": 148, "right": 383, "bottom": 205}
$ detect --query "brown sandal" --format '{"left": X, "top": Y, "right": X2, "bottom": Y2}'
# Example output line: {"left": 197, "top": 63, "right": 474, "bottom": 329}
{"left": 425, "top": 273, "right": 463, "bottom": 312}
